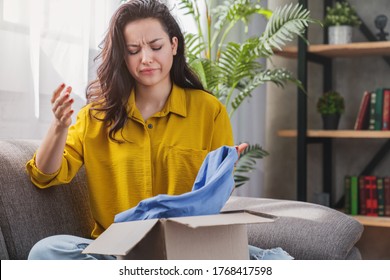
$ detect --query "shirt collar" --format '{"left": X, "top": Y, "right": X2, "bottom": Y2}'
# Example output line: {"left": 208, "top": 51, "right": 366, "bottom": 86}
{"left": 164, "top": 83, "right": 187, "bottom": 118}
{"left": 128, "top": 83, "right": 187, "bottom": 120}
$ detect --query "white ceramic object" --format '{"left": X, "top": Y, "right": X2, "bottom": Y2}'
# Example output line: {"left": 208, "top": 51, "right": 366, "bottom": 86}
{"left": 328, "top": 25, "right": 353, "bottom": 44}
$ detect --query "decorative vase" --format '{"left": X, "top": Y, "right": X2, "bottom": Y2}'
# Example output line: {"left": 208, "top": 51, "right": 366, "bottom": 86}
{"left": 328, "top": 25, "right": 353, "bottom": 44}
{"left": 322, "top": 114, "right": 340, "bottom": 130}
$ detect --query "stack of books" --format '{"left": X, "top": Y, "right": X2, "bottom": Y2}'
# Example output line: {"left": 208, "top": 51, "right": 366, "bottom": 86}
{"left": 354, "top": 88, "right": 390, "bottom": 130}
{"left": 345, "top": 176, "right": 390, "bottom": 216}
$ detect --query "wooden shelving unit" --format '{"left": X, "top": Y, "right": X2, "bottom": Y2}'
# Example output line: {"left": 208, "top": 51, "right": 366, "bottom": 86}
{"left": 274, "top": 41, "right": 390, "bottom": 58}
{"left": 353, "top": 215, "right": 390, "bottom": 228}
{"left": 278, "top": 130, "right": 390, "bottom": 138}
{"left": 277, "top": 1, "right": 390, "bottom": 260}
{"left": 275, "top": 0, "right": 390, "bottom": 208}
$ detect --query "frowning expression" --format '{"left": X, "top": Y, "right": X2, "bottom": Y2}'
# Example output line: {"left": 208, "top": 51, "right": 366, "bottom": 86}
{"left": 123, "top": 18, "right": 178, "bottom": 88}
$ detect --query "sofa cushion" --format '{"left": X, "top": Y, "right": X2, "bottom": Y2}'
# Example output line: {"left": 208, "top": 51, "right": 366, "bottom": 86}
{"left": 223, "top": 196, "right": 364, "bottom": 260}
{"left": 0, "top": 226, "right": 9, "bottom": 259}
{"left": 0, "top": 140, "right": 94, "bottom": 259}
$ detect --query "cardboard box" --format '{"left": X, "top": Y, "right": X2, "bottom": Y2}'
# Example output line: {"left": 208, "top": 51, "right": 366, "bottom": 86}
{"left": 83, "top": 210, "right": 275, "bottom": 260}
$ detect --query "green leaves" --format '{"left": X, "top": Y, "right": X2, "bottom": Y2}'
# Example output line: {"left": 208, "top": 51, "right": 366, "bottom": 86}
{"left": 324, "top": 1, "right": 361, "bottom": 27}
{"left": 180, "top": 1, "right": 311, "bottom": 114}
{"left": 234, "top": 144, "right": 269, "bottom": 188}
{"left": 317, "top": 91, "right": 345, "bottom": 115}
{"left": 260, "top": 3, "right": 310, "bottom": 56}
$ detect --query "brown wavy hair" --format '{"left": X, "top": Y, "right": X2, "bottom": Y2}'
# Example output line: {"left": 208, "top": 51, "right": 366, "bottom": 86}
{"left": 87, "top": 0, "right": 205, "bottom": 141}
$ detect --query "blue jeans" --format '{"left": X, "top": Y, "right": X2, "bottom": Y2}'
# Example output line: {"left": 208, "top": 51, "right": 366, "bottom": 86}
{"left": 28, "top": 235, "right": 115, "bottom": 260}
{"left": 28, "top": 235, "right": 294, "bottom": 260}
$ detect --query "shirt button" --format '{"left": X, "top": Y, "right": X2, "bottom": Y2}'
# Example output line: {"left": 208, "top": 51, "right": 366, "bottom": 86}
{"left": 147, "top": 124, "right": 153, "bottom": 129}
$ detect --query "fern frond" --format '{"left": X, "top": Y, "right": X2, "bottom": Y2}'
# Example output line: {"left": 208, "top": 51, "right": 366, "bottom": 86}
{"left": 234, "top": 144, "right": 269, "bottom": 188}
{"left": 218, "top": 42, "right": 261, "bottom": 88}
{"left": 185, "top": 33, "right": 206, "bottom": 61}
{"left": 230, "top": 68, "right": 299, "bottom": 115}
{"left": 177, "top": 0, "right": 196, "bottom": 17}
{"left": 258, "top": 3, "right": 311, "bottom": 56}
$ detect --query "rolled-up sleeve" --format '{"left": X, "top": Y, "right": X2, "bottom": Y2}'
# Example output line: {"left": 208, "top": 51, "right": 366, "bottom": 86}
{"left": 25, "top": 107, "right": 87, "bottom": 188}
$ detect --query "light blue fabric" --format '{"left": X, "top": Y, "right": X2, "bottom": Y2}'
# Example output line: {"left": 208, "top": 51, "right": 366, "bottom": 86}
{"left": 28, "top": 235, "right": 115, "bottom": 260}
{"left": 115, "top": 145, "right": 238, "bottom": 223}
{"left": 248, "top": 245, "right": 294, "bottom": 260}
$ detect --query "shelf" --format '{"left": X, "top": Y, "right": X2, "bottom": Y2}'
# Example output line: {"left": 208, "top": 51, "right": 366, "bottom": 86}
{"left": 274, "top": 41, "right": 390, "bottom": 58}
{"left": 352, "top": 215, "right": 390, "bottom": 228}
{"left": 278, "top": 130, "right": 390, "bottom": 138}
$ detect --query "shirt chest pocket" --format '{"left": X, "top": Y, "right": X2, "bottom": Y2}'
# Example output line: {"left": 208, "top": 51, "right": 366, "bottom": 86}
{"left": 161, "top": 146, "right": 208, "bottom": 194}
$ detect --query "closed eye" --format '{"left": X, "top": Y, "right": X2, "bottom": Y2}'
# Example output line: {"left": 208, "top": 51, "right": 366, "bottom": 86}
{"left": 128, "top": 50, "right": 139, "bottom": 55}
{"left": 151, "top": 46, "right": 162, "bottom": 51}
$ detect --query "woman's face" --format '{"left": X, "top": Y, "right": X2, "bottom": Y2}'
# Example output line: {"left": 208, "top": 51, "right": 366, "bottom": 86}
{"left": 123, "top": 18, "right": 178, "bottom": 89}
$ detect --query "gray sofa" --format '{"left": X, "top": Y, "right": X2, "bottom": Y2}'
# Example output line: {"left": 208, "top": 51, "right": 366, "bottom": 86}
{"left": 0, "top": 139, "right": 364, "bottom": 260}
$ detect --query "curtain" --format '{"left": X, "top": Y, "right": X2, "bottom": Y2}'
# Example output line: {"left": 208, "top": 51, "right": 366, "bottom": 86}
{"left": 0, "top": 0, "right": 117, "bottom": 137}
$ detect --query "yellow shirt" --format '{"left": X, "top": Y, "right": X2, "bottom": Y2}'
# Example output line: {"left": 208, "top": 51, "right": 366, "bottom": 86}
{"left": 26, "top": 84, "right": 234, "bottom": 238}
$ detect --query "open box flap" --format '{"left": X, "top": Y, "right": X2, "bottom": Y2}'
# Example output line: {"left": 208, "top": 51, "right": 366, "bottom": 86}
{"left": 166, "top": 210, "right": 275, "bottom": 228}
{"left": 82, "top": 219, "right": 159, "bottom": 256}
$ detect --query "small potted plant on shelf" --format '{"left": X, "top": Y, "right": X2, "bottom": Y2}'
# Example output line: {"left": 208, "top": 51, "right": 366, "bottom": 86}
{"left": 324, "top": 1, "right": 361, "bottom": 44}
{"left": 317, "top": 90, "right": 345, "bottom": 130}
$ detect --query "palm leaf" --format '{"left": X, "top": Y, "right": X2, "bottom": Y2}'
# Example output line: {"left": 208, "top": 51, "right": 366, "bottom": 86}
{"left": 234, "top": 144, "right": 269, "bottom": 188}
{"left": 184, "top": 33, "right": 206, "bottom": 62}
{"left": 177, "top": 0, "right": 196, "bottom": 16}
{"left": 258, "top": 3, "right": 311, "bottom": 56}
{"left": 230, "top": 68, "right": 300, "bottom": 115}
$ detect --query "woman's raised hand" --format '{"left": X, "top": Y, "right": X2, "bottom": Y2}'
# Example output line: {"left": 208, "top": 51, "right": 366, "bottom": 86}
{"left": 51, "top": 83, "right": 74, "bottom": 128}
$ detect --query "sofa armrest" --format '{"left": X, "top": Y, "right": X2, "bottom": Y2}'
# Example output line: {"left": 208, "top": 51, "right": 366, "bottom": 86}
{"left": 0, "top": 140, "right": 94, "bottom": 259}
{"left": 223, "top": 196, "right": 364, "bottom": 260}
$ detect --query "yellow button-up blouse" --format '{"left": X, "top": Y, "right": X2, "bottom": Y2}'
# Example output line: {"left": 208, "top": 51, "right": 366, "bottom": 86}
{"left": 26, "top": 84, "right": 234, "bottom": 238}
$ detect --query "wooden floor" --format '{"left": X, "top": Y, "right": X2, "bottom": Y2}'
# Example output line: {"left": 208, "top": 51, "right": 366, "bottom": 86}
{"left": 356, "top": 226, "right": 390, "bottom": 260}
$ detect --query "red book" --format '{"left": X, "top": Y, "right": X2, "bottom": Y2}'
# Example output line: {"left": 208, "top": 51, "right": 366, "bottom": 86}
{"left": 377, "top": 177, "right": 385, "bottom": 216}
{"left": 364, "top": 176, "right": 378, "bottom": 216}
{"left": 354, "top": 91, "right": 371, "bottom": 130}
{"left": 358, "top": 176, "right": 366, "bottom": 215}
{"left": 383, "top": 89, "right": 390, "bottom": 130}
{"left": 384, "top": 177, "right": 390, "bottom": 217}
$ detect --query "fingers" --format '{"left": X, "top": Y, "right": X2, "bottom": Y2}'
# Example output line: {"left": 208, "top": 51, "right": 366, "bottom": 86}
{"left": 51, "top": 84, "right": 74, "bottom": 127}
{"left": 51, "top": 83, "right": 66, "bottom": 104}
{"left": 236, "top": 143, "right": 249, "bottom": 156}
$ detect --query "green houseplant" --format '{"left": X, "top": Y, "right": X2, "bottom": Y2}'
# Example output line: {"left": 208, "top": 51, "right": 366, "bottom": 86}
{"left": 317, "top": 90, "right": 345, "bottom": 130}
{"left": 178, "top": 0, "right": 313, "bottom": 186}
{"left": 323, "top": 1, "right": 361, "bottom": 44}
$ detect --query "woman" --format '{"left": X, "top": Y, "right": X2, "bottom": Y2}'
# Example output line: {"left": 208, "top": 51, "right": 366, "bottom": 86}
{"left": 26, "top": 0, "right": 250, "bottom": 260}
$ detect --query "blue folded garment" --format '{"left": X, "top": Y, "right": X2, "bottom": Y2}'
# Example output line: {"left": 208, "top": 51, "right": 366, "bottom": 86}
{"left": 114, "top": 145, "right": 238, "bottom": 222}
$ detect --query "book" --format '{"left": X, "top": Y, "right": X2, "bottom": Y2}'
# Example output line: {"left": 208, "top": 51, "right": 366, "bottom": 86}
{"left": 384, "top": 177, "right": 390, "bottom": 217}
{"left": 350, "top": 176, "right": 358, "bottom": 215}
{"left": 358, "top": 176, "right": 367, "bottom": 215}
{"left": 364, "top": 176, "right": 378, "bottom": 216}
{"left": 368, "top": 91, "right": 377, "bottom": 130}
{"left": 377, "top": 177, "right": 385, "bottom": 216}
{"left": 383, "top": 89, "right": 390, "bottom": 130}
{"left": 374, "top": 88, "right": 384, "bottom": 130}
{"left": 354, "top": 91, "right": 371, "bottom": 130}
{"left": 344, "top": 176, "right": 351, "bottom": 214}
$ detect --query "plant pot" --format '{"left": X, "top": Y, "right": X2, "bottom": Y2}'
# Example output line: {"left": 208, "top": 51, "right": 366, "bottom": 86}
{"left": 328, "top": 25, "right": 352, "bottom": 44}
{"left": 322, "top": 114, "right": 340, "bottom": 130}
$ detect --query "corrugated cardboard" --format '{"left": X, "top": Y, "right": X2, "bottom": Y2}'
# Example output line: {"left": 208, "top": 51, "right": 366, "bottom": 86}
{"left": 83, "top": 210, "right": 275, "bottom": 260}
